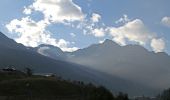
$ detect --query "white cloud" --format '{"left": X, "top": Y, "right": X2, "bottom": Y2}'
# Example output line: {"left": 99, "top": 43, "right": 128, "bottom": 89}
{"left": 6, "top": 17, "right": 48, "bottom": 47}
{"left": 70, "top": 33, "right": 76, "bottom": 37}
{"left": 23, "top": 7, "right": 32, "bottom": 15}
{"left": 6, "top": 17, "right": 78, "bottom": 52}
{"left": 62, "top": 47, "right": 79, "bottom": 52}
{"left": 92, "top": 28, "right": 105, "bottom": 37}
{"left": 161, "top": 16, "right": 170, "bottom": 27}
{"left": 57, "top": 39, "right": 79, "bottom": 52}
{"left": 25, "top": 0, "right": 84, "bottom": 23}
{"left": 6, "top": 0, "right": 84, "bottom": 52}
{"left": 73, "top": 13, "right": 105, "bottom": 37}
{"left": 115, "top": 14, "right": 130, "bottom": 24}
{"left": 108, "top": 19, "right": 154, "bottom": 46}
{"left": 108, "top": 19, "right": 166, "bottom": 52}
{"left": 57, "top": 39, "right": 69, "bottom": 49}
{"left": 151, "top": 38, "right": 165, "bottom": 53}
{"left": 99, "top": 39, "right": 105, "bottom": 44}
{"left": 91, "top": 13, "right": 101, "bottom": 23}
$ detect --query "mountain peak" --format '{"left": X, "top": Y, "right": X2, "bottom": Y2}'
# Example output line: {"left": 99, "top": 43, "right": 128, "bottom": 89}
{"left": 102, "top": 39, "right": 120, "bottom": 47}
{"left": 103, "top": 39, "right": 113, "bottom": 43}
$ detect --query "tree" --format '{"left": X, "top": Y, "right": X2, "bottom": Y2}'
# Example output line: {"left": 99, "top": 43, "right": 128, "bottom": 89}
{"left": 159, "top": 88, "right": 170, "bottom": 100}
{"left": 116, "top": 92, "right": 129, "bottom": 100}
{"left": 25, "top": 68, "right": 33, "bottom": 77}
{"left": 97, "top": 86, "right": 115, "bottom": 100}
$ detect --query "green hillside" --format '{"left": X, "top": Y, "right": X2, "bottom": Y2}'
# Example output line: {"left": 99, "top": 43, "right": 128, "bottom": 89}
{"left": 0, "top": 69, "right": 122, "bottom": 100}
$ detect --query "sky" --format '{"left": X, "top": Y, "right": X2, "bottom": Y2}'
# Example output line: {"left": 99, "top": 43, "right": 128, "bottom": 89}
{"left": 0, "top": 0, "right": 170, "bottom": 54}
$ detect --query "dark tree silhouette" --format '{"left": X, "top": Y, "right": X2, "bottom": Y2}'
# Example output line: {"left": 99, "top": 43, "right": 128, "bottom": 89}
{"left": 116, "top": 92, "right": 129, "bottom": 100}
{"left": 159, "top": 88, "right": 170, "bottom": 100}
{"left": 25, "top": 67, "right": 33, "bottom": 77}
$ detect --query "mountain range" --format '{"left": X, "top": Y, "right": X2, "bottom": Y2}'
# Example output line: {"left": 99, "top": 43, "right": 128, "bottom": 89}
{"left": 1, "top": 31, "right": 170, "bottom": 96}
{"left": 35, "top": 39, "right": 170, "bottom": 90}
{"left": 34, "top": 38, "right": 170, "bottom": 96}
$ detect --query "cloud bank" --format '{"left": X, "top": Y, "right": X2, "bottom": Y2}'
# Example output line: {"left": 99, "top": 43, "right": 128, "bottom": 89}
{"left": 108, "top": 18, "right": 165, "bottom": 52}
{"left": 6, "top": 0, "right": 84, "bottom": 52}
{"left": 6, "top": 1, "right": 166, "bottom": 53}
{"left": 108, "top": 19, "right": 154, "bottom": 45}
{"left": 24, "top": 0, "right": 84, "bottom": 23}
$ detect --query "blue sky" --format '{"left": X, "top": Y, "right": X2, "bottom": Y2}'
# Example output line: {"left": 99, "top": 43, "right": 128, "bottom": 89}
{"left": 0, "top": 0, "right": 170, "bottom": 54}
